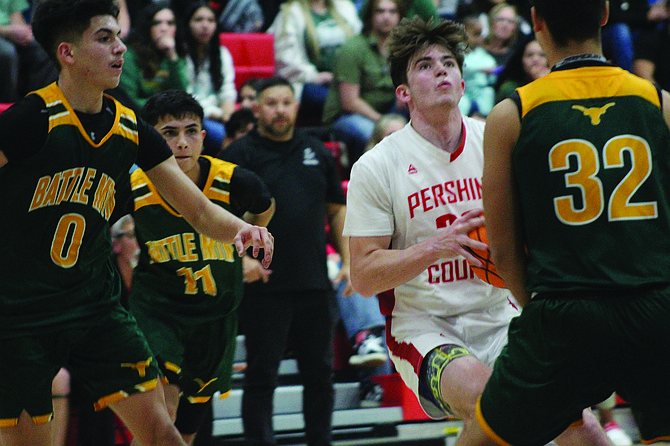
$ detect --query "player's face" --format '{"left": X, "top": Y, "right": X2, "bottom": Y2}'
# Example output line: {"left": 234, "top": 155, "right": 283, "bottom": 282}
{"left": 255, "top": 85, "right": 298, "bottom": 141}
{"left": 400, "top": 45, "right": 464, "bottom": 111}
{"left": 155, "top": 114, "right": 205, "bottom": 178}
{"left": 69, "top": 15, "right": 126, "bottom": 91}
{"left": 189, "top": 6, "right": 217, "bottom": 46}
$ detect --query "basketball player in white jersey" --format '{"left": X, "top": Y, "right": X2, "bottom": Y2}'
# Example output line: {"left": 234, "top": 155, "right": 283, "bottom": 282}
{"left": 343, "top": 17, "right": 609, "bottom": 445}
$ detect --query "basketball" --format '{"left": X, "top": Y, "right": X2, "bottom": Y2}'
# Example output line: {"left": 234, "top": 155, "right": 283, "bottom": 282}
{"left": 466, "top": 225, "right": 507, "bottom": 288}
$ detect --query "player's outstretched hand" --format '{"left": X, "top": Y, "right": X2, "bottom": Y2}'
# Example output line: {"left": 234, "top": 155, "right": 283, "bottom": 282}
{"left": 234, "top": 225, "right": 274, "bottom": 268}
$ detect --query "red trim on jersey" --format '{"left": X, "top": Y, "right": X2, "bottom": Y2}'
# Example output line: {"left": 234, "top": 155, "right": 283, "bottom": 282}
{"left": 379, "top": 288, "right": 424, "bottom": 375}
{"left": 449, "top": 121, "right": 467, "bottom": 162}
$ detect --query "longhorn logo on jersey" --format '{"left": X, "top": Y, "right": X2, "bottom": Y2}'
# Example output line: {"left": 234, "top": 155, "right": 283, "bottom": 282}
{"left": 572, "top": 102, "right": 615, "bottom": 125}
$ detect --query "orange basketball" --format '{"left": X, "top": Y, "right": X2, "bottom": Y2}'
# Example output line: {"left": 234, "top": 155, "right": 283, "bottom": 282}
{"left": 466, "top": 225, "right": 507, "bottom": 288}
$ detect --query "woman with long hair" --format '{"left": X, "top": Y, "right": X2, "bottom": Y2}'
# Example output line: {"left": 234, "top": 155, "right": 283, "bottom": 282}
{"left": 115, "top": 1, "right": 188, "bottom": 111}
{"left": 184, "top": 1, "right": 237, "bottom": 155}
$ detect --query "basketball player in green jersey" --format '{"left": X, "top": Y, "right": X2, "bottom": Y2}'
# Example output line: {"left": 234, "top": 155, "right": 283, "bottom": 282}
{"left": 470, "top": 0, "right": 670, "bottom": 444}
{"left": 128, "top": 90, "right": 274, "bottom": 445}
{"left": 0, "top": 1, "right": 273, "bottom": 446}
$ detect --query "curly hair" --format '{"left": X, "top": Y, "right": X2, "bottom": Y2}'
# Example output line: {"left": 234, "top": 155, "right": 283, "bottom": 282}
{"left": 387, "top": 17, "right": 468, "bottom": 88}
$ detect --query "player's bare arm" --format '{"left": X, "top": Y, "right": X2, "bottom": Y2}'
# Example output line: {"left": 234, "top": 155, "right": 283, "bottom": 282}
{"left": 0, "top": 150, "right": 7, "bottom": 168}
{"left": 146, "top": 156, "right": 274, "bottom": 267}
{"left": 349, "top": 209, "right": 486, "bottom": 297}
{"left": 482, "top": 98, "right": 530, "bottom": 305}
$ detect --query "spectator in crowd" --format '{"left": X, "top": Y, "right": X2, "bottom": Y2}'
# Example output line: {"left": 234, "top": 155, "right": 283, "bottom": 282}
{"left": 0, "top": 0, "right": 57, "bottom": 102}
{"left": 116, "top": 0, "right": 131, "bottom": 39}
{"left": 459, "top": 0, "right": 531, "bottom": 37}
{"left": 482, "top": 2, "right": 523, "bottom": 68}
{"left": 356, "top": 0, "right": 439, "bottom": 21}
{"left": 222, "top": 107, "right": 257, "bottom": 152}
{"left": 323, "top": 0, "right": 406, "bottom": 165}
{"left": 238, "top": 77, "right": 262, "bottom": 112}
{"left": 221, "top": 76, "right": 346, "bottom": 446}
{"left": 633, "top": 2, "right": 670, "bottom": 90}
{"left": 183, "top": 1, "right": 237, "bottom": 155}
{"left": 364, "top": 112, "right": 407, "bottom": 152}
{"left": 269, "top": 0, "right": 361, "bottom": 122}
{"left": 113, "top": 1, "right": 188, "bottom": 111}
{"left": 493, "top": 35, "right": 548, "bottom": 103}
{"left": 111, "top": 214, "right": 139, "bottom": 310}
{"left": 460, "top": 14, "right": 498, "bottom": 117}
{"left": 129, "top": 89, "right": 274, "bottom": 446}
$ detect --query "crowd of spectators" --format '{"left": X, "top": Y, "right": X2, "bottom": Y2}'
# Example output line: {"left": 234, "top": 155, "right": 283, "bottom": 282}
{"left": 12, "top": 0, "right": 667, "bottom": 161}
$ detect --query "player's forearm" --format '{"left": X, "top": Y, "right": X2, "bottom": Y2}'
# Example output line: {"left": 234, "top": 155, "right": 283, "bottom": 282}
{"left": 350, "top": 240, "right": 440, "bottom": 297}
{"left": 328, "top": 204, "right": 350, "bottom": 266}
{"left": 490, "top": 243, "right": 530, "bottom": 306}
{"left": 193, "top": 202, "right": 250, "bottom": 242}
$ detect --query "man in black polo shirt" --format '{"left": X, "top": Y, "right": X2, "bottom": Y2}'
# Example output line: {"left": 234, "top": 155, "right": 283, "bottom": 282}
{"left": 220, "top": 76, "right": 347, "bottom": 446}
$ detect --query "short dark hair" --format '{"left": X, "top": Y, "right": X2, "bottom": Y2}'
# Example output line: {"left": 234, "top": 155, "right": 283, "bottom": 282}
{"left": 141, "top": 90, "right": 204, "bottom": 127}
{"left": 239, "top": 77, "right": 262, "bottom": 94}
{"left": 387, "top": 17, "right": 468, "bottom": 88}
{"left": 32, "top": 0, "right": 120, "bottom": 67}
{"left": 530, "top": 0, "right": 606, "bottom": 47}
{"left": 255, "top": 76, "right": 294, "bottom": 96}
{"left": 225, "top": 108, "right": 256, "bottom": 137}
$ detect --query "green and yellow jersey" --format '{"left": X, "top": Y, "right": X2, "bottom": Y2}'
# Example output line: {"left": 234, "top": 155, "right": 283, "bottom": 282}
{"left": 512, "top": 64, "right": 670, "bottom": 294}
{"left": 129, "top": 156, "right": 245, "bottom": 324}
{"left": 0, "top": 83, "right": 171, "bottom": 337}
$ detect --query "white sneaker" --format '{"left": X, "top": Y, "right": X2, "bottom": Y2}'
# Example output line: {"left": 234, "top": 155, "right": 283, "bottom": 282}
{"left": 349, "top": 331, "right": 388, "bottom": 368}
{"left": 603, "top": 422, "right": 633, "bottom": 446}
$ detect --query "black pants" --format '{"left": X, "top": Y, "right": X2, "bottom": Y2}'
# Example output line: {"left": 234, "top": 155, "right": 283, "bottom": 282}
{"left": 240, "top": 290, "right": 338, "bottom": 446}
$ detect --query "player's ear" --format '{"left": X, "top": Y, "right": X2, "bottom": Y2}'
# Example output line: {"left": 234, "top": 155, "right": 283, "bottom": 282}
{"left": 530, "top": 6, "right": 543, "bottom": 34}
{"left": 396, "top": 84, "right": 410, "bottom": 105}
{"left": 602, "top": 1, "right": 610, "bottom": 26}
{"left": 57, "top": 42, "right": 75, "bottom": 64}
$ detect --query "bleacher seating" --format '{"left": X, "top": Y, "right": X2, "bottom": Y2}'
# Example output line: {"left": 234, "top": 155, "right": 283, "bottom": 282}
{"left": 219, "top": 33, "right": 275, "bottom": 91}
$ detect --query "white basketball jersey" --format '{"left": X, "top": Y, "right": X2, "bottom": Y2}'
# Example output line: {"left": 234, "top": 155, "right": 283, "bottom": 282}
{"left": 344, "top": 118, "right": 510, "bottom": 318}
